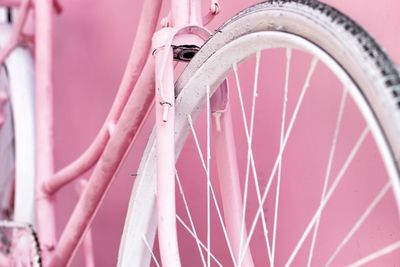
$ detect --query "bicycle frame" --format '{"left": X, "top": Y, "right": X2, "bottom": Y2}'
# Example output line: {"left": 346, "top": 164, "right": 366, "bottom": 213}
{"left": 0, "top": 0, "right": 160, "bottom": 264}
{"left": 40, "top": 0, "right": 162, "bottom": 264}
{"left": 0, "top": 0, "right": 250, "bottom": 266}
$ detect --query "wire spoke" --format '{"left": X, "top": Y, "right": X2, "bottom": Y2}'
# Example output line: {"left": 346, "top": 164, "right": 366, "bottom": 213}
{"left": 188, "top": 114, "right": 208, "bottom": 176}
{"left": 272, "top": 48, "right": 291, "bottom": 266}
{"left": 176, "top": 172, "right": 207, "bottom": 267}
{"left": 307, "top": 89, "right": 348, "bottom": 266}
{"left": 285, "top": 127, "right": 370, "bottom": 267}
{"left": 233, "top": 52, "right": 273, "bottom": 265}
{"left": 142, "top": 235, "right": 160, "bottom": 267}
{"left": 177, "top": 215, "right": 223, "bottom": 267}
{"left": 238, "top": 57, "right": 319, "bottom": 267}
{"left": 206, "top": 85, "right": 211, "bottom": 267}
{"left": 326, "top": 181, "right": 391, "bottom": 266}
{"left": 233, "top": 58, "right": 254, "bottom": 261}
{"left": 346, "top": 241, "right": 400, "bottom": 267}
{"left": 187, "top": 113, "right": 238, "bottom": 266}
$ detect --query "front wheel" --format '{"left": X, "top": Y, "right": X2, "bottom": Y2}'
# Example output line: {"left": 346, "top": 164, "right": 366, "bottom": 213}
{"left": 119, "top": 1, "right": 400, "bottom": 266}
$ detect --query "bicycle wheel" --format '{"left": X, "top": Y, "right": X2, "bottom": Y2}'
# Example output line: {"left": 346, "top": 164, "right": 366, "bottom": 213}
{"left": 0, "top": 24, "right": 35, "bottom": 233}
{"left": 118, "top": 1, "right": 400, "bottom": 266}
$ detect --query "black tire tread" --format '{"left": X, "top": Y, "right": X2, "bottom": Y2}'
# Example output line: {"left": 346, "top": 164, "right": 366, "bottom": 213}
{"left": 224, "top": 0, "right": 400, "bottom": 108}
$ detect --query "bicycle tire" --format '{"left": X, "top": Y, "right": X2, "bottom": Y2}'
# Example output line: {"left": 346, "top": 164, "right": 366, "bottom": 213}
{"left": 118, "top": 1, "right": 400, "bottom": 266}
{"left": 0, "top": 24, "right": 35, "bottom": 226}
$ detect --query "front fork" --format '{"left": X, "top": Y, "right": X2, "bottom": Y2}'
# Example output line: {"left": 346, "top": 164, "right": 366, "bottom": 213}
{"left": 153, "top": 25, "right": 207, "bottom": 267}
{"left": 154, "top": 43, "right": 181, "bottom": 266}
{"left": 153, "top": 28, "right": 255, "bottom": 267}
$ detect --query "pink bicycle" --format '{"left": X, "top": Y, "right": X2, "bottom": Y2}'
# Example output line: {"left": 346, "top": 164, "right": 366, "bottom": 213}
{"left": 0, "top": 0, "right": 399, "bottom": 266}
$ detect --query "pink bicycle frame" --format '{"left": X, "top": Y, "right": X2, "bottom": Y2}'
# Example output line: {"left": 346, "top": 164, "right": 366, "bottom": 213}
{"left": 44, "top": 2, "right": 161, "bottom": 265}
{"left": 34, "top": 0, "right": 162, "bottom": 265}
{"left": 0, "top": 0, "right": 252, "bottom": 266}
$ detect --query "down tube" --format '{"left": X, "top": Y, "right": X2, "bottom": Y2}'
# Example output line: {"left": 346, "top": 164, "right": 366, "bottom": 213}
{"left": 48, "top": 57, "right": 156, "bottom": 266}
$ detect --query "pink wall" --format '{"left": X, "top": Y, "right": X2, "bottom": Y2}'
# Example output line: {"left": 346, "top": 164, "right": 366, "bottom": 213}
{"left": 51, "top": 0, "right": 400, "bottom": 265}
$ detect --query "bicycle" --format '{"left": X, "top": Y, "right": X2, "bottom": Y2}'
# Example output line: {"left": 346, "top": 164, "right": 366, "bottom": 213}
{"left": 0, "top": 0, "right": 399, "bottom": 266}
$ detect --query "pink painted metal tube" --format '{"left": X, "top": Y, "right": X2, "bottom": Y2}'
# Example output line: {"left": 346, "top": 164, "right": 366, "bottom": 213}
{"left": 34, "top": 0, "right": 57, "bottom": 263}
{"left": 154, "top": 1, "right": 203, "bottom": 266}
{"left": 76, "top": 180, "right": 95, "bottom": 267}
{"left": 43, "top": 126, "right": 108, "bottom": 193}
{"left": 171, "top": 0, "right": 189, "bottom": 26}
{"left": 42, "top": 0, "right": 162, "bottom": 195}
{"left": 212, "top": 106, "right": 255, "bottom": 266}
{"left": 171, "top": 0, "right": 203, "bottom": 26}
{"left": 189, "top": 0, "right": 202, "bottom": 25}
{"left": 82, "top": 228, "right": 95, "bottom": 267}
{"left": 48, "top": 56, "right": 156, "bottom": 267}
{"left": 0, "top": 0, "right": 20, "bottom": 7}
{"left": 154, "top": 46, "right": 181, "bottom": 267}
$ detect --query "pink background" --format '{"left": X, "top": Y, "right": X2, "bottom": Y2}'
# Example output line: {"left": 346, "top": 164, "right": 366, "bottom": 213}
{"left": 50, "top": 0, "right": 400, "bottom": 265}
